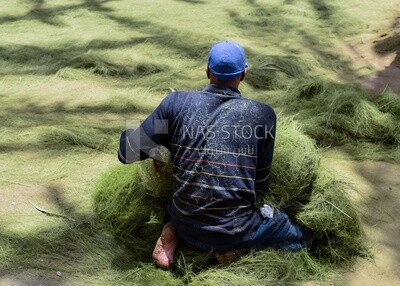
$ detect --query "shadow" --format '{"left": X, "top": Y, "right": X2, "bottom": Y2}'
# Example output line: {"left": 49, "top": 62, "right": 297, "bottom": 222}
{"left": 0, "top": 96, "right": 154, "bottom": 153}
{"left": 227, "top": 7, "right": 294, "bottom": 37}
{"left": 0, "top": 14, "right": 210, "bottom": 79}
{"left": 175, "top": 0, "right": 206, "bottom": 4}
{"left": 226, "top": 4, "right": 357, "bottom": 90}
{"left": 0, "top": 181, "right": 214, "bottom": 284}
{"left": 356, "top": 162, "right": 400, "bottom": 277}
{"left": 0, "top": 0, "right": 368, "bottom": 87}
{"left": 0, "top": 40, "right": 171, "bottom": 78}
{"left": 308, "top": 0, "right": 334, "bottom": 21}
{"left": 308, "top": 0, "right": 360, "bottom": 37}
{"left": 0, "top": 268, "right": 63, "bottom": 286}
{"left": 0, "top": 1, "right": 176, "bottom": 78}
{"left": 245, "top": 55, "right": 307, "bottom": 90}
{"left": 105, "top": 14, "right": 151, "bottom": 29}
{"left": 366, "top": 32, "right": 400, "bottom": 95}
{"left": 5, "top": 99, "right": 153, "bottom": 117}
{"left": 299, "top": 30, "right": 355, "bottom": 78}
{"left": 0, "top": 0, "right": 115, "bottom": 26}
{"left": 0, "top": 184, "right": 140, "bottom": 283}
{"left": 0, "top": 0, "right": 65, "bottom": 26}
{"left": 0, "top": 0, "right": 198, "bottom": 57}
{"left": 0, "top": 144, "right": 37, "bottom": 153}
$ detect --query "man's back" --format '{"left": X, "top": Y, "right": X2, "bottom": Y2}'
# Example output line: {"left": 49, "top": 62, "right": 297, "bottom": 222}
{"left": 119, "top": 41, "right": 307, "bottom": 269}
{"left": 164, "top": 84, "right": 276, "bottom": 251}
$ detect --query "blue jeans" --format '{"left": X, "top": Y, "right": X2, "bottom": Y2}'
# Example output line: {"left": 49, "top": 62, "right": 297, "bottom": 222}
{"left": 171, "top": 205, "right": 309, "bottom": 252}
{"left": 241, "top": 206, "right": 309, "bottom": 251}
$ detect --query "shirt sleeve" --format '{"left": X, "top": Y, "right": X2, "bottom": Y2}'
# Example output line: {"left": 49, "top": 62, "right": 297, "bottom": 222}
{"left": 118, "top": 94, "right": 172, "bottom": 164}
{"left": 255, "top": 107, "right": 276, "bottom": 193}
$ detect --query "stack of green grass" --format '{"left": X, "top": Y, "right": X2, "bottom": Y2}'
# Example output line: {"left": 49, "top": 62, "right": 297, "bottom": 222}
{"left": 94, "top": 156, "right": 173, "bottom": 261}
{"left": 283, "top": 79, "right": 400, "bottom": 161}
{"left": 245, "top": 54, "right": 318, "bottom": 90}
{"left": 37, "top": 126, "right": 114, "bottom": 152}
{"left": 266, "top": 117, "right": 319, "bottom": 208}
{"left": 244, "top": 52, "right": 399, "bottom": 162}
{"left": 93, "top": 116, "right": 367, "bottom": 284}
{"left": 297, "top": 169, "right": 366, "bottom": 263}
{"left": 261, "top": 117, "right": 366, "bottom": 264}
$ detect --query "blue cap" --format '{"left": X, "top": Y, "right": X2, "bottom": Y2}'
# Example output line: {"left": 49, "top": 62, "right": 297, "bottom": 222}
{"left": 207, "top": 41, "right": 248, "bottom": 80}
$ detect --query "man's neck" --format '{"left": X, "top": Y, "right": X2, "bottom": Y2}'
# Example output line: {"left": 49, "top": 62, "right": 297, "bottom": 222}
{"left": 209, "top": 75, "right": 241, "bottom": 90}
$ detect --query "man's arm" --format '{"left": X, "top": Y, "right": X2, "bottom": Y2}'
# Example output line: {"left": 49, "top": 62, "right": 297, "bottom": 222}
{"left": 118, "top": 95, "right": 172, "bottom": 164}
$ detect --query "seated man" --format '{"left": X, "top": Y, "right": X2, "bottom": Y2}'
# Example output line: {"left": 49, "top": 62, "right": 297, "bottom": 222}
{"left": 118, "top": 41, "right": 308, "bottom": 269}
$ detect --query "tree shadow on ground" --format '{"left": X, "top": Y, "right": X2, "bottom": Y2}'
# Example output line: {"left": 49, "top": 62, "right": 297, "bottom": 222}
{"left": 226, "top": 1, "right": 359, "bottom": 89}
{"left": 0, "top": 183, "right": 213, "bottom": 284}
{"left": 366, "top": 30, "right": 400, "bottom": 95}
{"left": 0, "top": 31, "right": 209, "bottom": 92}
{"left": 355, "top": 162, "right": 400, "bottom": 278}
{"left": 0, "top": 0, "right": 115, "bottom": 26}
{"left": 0, "top": 0, "right": 212, "bottom": 79}
{"left": 4, "top": 0, "right": 343, "bottom": 91}
{"left": 0, "top": 0, "right": 365, "bottom": 87}
{"left": 0, "top": 95, "right": 154, "bottom": 153}
{"left": 0, "top": 184, "right": 139, "bottom": 284}
{"left": 175, "top": 0, "right": 206, "bottom": 4}
{"left": 0, "top": 41, "right": 171, "bottom": 78}
{"left": 308, "top": 0, "right": 335, "bottom": 21}
{"left": 1, "top": 100, "right": 148, "bottom": 129}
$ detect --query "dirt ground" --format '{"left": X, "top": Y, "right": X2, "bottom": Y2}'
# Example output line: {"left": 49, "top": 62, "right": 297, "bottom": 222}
{"left": 321, "top": 154, "right": 400, "bottom": 286}
{"left": 331, "top": 17, "right": 400, "bottom": 284}
{"left": 343, "top": 19, "right": 400, "bottom": 96}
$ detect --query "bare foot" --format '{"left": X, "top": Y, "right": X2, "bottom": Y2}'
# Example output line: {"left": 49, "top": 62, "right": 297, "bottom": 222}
{"left": 152, "top": 222, "right": 179, "bottom": 269}
{"left": 215, "top": 249, "right": 245, "bottom": 264}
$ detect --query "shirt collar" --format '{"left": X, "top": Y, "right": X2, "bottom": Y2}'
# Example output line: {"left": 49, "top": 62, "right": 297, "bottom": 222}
{"left": 203, "top": 84, "right": 242, "bottom": 97}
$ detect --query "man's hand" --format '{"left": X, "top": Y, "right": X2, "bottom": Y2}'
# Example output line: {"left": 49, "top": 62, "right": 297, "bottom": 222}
{"left": 150, "top": 147, "right": 167, "bottom": 175}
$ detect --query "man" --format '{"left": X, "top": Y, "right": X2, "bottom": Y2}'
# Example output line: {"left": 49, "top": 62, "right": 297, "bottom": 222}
{"left": 118, "top": 41, "right": 308, "bottom": 269}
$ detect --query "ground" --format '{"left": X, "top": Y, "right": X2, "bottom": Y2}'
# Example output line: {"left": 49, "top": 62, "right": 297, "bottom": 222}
{"left": 323, "top": 154, "right": 400, "bottom": 286}
{"left": 2, "top": 153, "right": 399, "bottom": 285}
{"left": 333, "top": 16, "right": 400, "bottom": 284}
{"left": 1, "top": 0, "right": 400, "bottom": 285}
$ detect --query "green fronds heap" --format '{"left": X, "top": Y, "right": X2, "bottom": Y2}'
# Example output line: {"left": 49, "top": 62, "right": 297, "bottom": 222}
{"left": 296, "top": 170, "right": 367, "bottom": 263}
{"left": 38, "top": 126, "right": 114, "bottom": 152}
{"left": 267, "top": 117, "right": 320, "bottom": 207}
{"left": 94, "top": 156, "right": 172, "bottom": 258}
{"left": 285, "top": 79, "right": 400, "bottom": 151}
{"left": 93, "top": 117, "right": 367, "bottom": 285}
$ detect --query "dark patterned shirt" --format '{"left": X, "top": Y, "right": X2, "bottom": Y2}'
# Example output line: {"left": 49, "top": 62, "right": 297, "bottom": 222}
{"left": 118, "top": 84, "right": 276, "bottom": 250}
